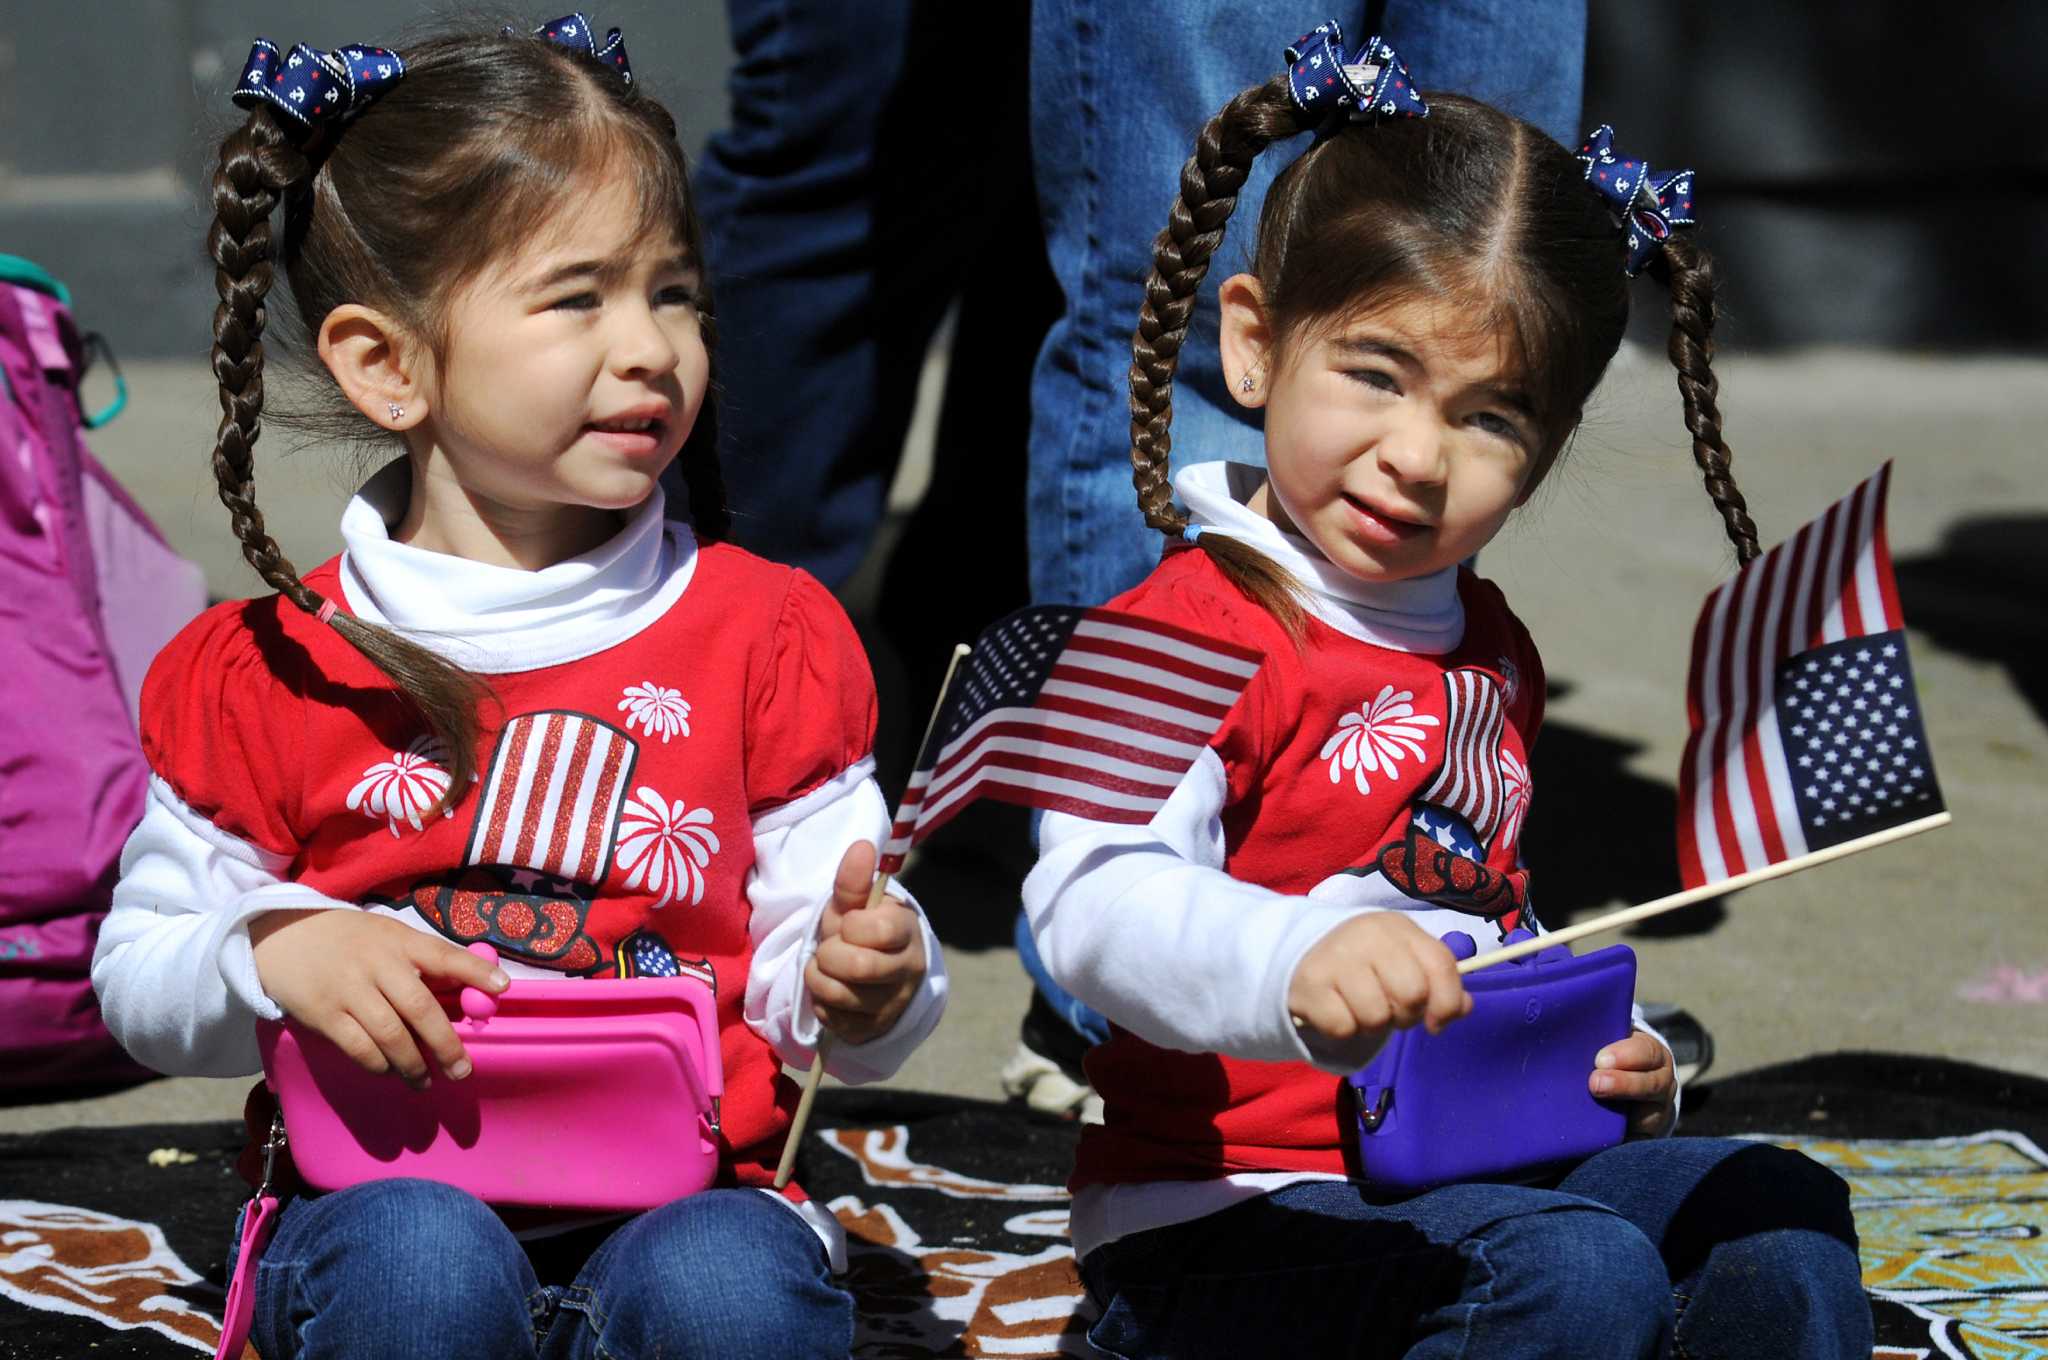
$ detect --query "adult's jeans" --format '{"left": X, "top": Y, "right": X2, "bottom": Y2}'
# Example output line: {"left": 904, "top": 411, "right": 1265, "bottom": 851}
{"left": 692, "top": 0, "right": 1045, "bottom": 596}
{"left": 1024, "top": 0, "right": 1588, "bottom": 609}
{"left": 241, "top": 1179, "right": 851, "bottom": 1359}
{"left": 1079, "top": 1137, "right": 1871, "bottom": 1359}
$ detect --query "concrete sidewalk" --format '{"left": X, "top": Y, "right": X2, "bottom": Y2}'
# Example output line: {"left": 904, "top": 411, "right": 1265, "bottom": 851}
{"left": 7, "top": 345, "right": 2045, "bottom": 1134}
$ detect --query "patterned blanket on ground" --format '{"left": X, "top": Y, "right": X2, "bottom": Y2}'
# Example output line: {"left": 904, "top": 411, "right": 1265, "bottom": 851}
{"left": 2, "top": 1053, "right": 2044, "bottom": 1359}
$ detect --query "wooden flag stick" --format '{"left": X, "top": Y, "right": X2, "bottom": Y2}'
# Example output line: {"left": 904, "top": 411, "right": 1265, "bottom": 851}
{"left": 1457, "top": 811, "right": 1951, "bottom": 976}
{"left": 774, "top": 644, "right": 973, "bottom": 1190}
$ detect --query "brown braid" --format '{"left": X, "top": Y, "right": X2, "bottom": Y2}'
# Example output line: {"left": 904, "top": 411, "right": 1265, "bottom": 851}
{"left": 1653, "top": 235, "right": 1761, "bottom": 566}
{"left": 1128, "top": 76, "right": 1316, "bottom": 632}
{"left": 207, "top": 107, "right": 485, "bottom": 808}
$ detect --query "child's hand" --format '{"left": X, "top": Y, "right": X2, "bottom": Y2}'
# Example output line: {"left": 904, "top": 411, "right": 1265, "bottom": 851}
{"left": 1591, "top": 1032, "right": 1677, "bottom": 1137}
{"left": 249, "top": 908, "right": 509, "bottom": 1090}
{"left": 1288, "top": 912, "right": 1471, "bottom": 1070}
{"left": 805, "top": 840, "right": 928, "bottom": 1046}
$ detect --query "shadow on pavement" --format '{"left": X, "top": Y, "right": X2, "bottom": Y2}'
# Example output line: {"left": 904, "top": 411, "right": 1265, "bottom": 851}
{"left": 1895, "top": 515, "right": 2048, "bottom": 728}
{"left": 1526, "top": 682, "right": 1723, "bottom": 937}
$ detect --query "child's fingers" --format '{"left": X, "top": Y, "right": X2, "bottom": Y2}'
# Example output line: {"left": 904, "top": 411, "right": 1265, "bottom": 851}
{"left": 347, "top": 997, "right": 433, "bottom": 1089}
{"left": 1373, "top": 946, "right": 1448, "bottom": 1030}
{"left": 1330, "top": 969, "right": 1394, "bottom": 1035}
{"left": 383, "top": 970, "right": 474, "bottom": 1081}
{"left": 804, "top": 959, "right": 871, "bottom": 1014}
{"left": 405, "top": 933, "right": 510, "bottom": 994}
{"left": 1595, "top": 1032, "right": 1670, "bottom": 1073}
{"left": 1415, "top": 943, "right": 1471, "bottom": 1034}
{"left": 1589, "top": 1065, "right": 1671, "bottom": 1102}
{"left": 832, "top": 841, "right": 879, "bottom": 913}
{"left": 319, "top": 1014, "right": 391, "bottom": 1078}
{"left": 835, "top": 901, "right": 917, "bottom": 952}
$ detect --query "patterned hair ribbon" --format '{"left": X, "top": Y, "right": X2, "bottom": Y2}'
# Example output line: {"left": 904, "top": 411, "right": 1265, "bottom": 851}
{"left": 231, "top": 40, "right": 405, "bottom": 137}
{"left": 1284, "top": 21, "right": 1428, "bottom": 123}
{"left": 532, "top": 13, "right": 633, "bottom": 86}
{"left": 1576, "top": 125, "right": 1697, "bottom": 277}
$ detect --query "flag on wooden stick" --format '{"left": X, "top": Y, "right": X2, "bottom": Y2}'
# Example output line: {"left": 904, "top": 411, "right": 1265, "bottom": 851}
{"left": 1677, "top": 462, "right": 1945, "bottom": 889}
{"left": 1471, "top": 462, "right": 1950, "bottom": 975}
{"left": 877, "top": 606, "right": 1264, "bottom": 875}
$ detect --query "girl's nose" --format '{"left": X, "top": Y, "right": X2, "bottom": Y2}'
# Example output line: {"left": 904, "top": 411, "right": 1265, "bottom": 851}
{"left": 612, "top": 303, "right": 682, "bottom": 377}
{"left": 1376, "top": 412, "right": 1449, "bottom": 487}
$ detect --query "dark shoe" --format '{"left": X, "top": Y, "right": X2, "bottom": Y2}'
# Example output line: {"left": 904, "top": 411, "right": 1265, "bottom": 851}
{"left": 1638, "top": 1001, "right": 1715, "bottom": 1087}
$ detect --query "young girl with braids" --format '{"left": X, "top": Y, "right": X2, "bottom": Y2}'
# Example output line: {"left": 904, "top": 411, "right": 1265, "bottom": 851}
{"left": 1022, "top": 25, "right": 1870, "bottom": 1360}
{"left": 90, "top": 17, "right": 942, "bottom": 1359}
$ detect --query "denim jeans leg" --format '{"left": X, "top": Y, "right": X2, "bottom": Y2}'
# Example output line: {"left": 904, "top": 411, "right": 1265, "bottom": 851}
{"left": 1381, "top": 0, "right": 1587, "bottom": 145}
{"left": 250, "top": 1180, "right": 541, "bottom": 1360}
{"left": 1557, "top": 1137, "right": 1874, "bottom": 1359}
{"left": 539, "top": 1189, "right": 851, "bottom": 1360}
{"left": 1025, "top": 0, "right": 1320, "bottom": 609}
{"left": 1081, "top": 1178, "right": 1670, "bottom": 1360}
{"left": 692, "top": 0, "right": 1034, "bottom": 588}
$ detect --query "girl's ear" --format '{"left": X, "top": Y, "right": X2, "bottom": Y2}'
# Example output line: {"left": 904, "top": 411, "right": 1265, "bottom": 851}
{"left": 318, "top": 304, "right": 427, "bottom": 431}
{"left": 1217, "top": 274, "right": 1274, "bottom": 409}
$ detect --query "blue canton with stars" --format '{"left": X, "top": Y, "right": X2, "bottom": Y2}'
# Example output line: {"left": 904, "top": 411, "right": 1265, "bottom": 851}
{"left": 1410, "top": 804, "right": 1486, "bottom": 862}
{"left": 1778, "top": 629, "right": 1944, "bottom": 851}
{"left": 930, "top": 606, "right": 1088, "bottom": 752}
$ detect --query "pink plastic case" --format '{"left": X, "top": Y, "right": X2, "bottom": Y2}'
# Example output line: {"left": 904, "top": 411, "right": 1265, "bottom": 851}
{"left": 255, "top": 945, "right": 723, "bottom": 1212}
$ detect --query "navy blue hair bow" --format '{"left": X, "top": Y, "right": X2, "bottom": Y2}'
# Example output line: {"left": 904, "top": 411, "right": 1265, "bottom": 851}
{"left": 1576, "top": 126, "right": 1696, "bottom": 277}
{"left": 533, "top": 13, "right": 633, "bottom": 86}
{"left": 232, "top": 39, "right": 405, "bottom": 137}
{"left": 1284, "top": 21, "right": 1428, "bottom": 123}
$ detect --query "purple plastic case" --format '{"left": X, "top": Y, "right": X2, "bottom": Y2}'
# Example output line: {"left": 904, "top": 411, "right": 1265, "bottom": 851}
{"left": 1346, "top": 929, "right": 1637, "bottom": 1195}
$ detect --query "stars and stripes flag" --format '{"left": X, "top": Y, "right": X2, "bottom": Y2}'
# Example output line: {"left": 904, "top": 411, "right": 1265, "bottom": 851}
{"left": 877, "top": 606, "right": 1264, "bottom": 875}
{"left": 1677, "top": 462, "right": 1946, "bottom": 889}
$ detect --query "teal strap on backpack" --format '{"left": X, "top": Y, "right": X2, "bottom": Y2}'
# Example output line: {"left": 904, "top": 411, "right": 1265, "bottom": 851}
{"left": 0, "top": 254, "right": 127, "bottom": 427}
{"left": 0, "top": 254, "right": 71, "bottom": 305}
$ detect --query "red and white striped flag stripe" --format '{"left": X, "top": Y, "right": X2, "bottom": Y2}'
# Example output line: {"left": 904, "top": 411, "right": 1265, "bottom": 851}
{"left": 1677, "top": 463, "right": 1904, "bottom": 887}
{"left": 466, "top": 711, "right": 639, "bottom": 883}
{"left": 1421, "top": 668, "right": 1507, "bottom": 842}
{"left": 878, "top": 608, "right": 1262, "bottom": 874}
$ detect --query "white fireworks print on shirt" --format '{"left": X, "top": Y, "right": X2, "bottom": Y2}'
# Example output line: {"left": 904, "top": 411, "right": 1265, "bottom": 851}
{"left": 347, "top": 736, "right": 453, "bottom": 837}
{"left": 619, "top": 682, "right": 691, "bottom": 743}
{"left": 1497, "top": 747, "right": 1531, "bottom": 853}
{"left": 616, "top": 787, "right": 720, "bottom": 907}
{"left": 1320, "top": 686, "right": 1441, "bottom": 796}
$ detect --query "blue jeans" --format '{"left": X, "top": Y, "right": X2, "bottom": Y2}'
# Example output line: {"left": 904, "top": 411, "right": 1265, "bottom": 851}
{"left": 240, "top": 1180, "right": 851, "bottom": 1359}
{"left": 1080, "top": 1137, "right": 1870, "bottom": 1360}
{"left": 691, "top": 0, "right": 1041, "bottom": 591}
{"left": 1024, "top": 0, "right": 1588, "bottom": 608}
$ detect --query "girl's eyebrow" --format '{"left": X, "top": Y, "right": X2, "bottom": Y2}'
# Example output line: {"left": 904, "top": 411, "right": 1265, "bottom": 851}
{"left": 528, "top": 252, "right": 696, "bottom": 292}
{"left": 1331, "top": 336, "right": 1415, "bottom": 365}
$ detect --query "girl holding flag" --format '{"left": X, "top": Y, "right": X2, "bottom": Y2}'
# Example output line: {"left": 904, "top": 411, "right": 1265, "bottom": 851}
{"left": 1021, "top": 23, "right": 1871, "bottom": 1358}
{"left": 90, "top": 15, "right": 941, "bottom": 1358}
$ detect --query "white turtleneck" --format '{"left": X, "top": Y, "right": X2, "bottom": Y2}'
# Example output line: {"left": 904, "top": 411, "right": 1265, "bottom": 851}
{"left": 336, "top": 459, "right": 699, "bottom": 673}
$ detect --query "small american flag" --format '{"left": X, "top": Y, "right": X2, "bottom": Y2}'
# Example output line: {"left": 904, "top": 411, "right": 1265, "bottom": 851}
{"left": 878, "top": 606, "right": 1264, "bottom": 874}
{"left": 1677, "top": 463, "right": 1945, "bottom": 888}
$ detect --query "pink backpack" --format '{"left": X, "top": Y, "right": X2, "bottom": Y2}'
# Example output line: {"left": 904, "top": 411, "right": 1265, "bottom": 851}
{"left": 0, "top": 256, "right": 206, "bottom": 1089}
